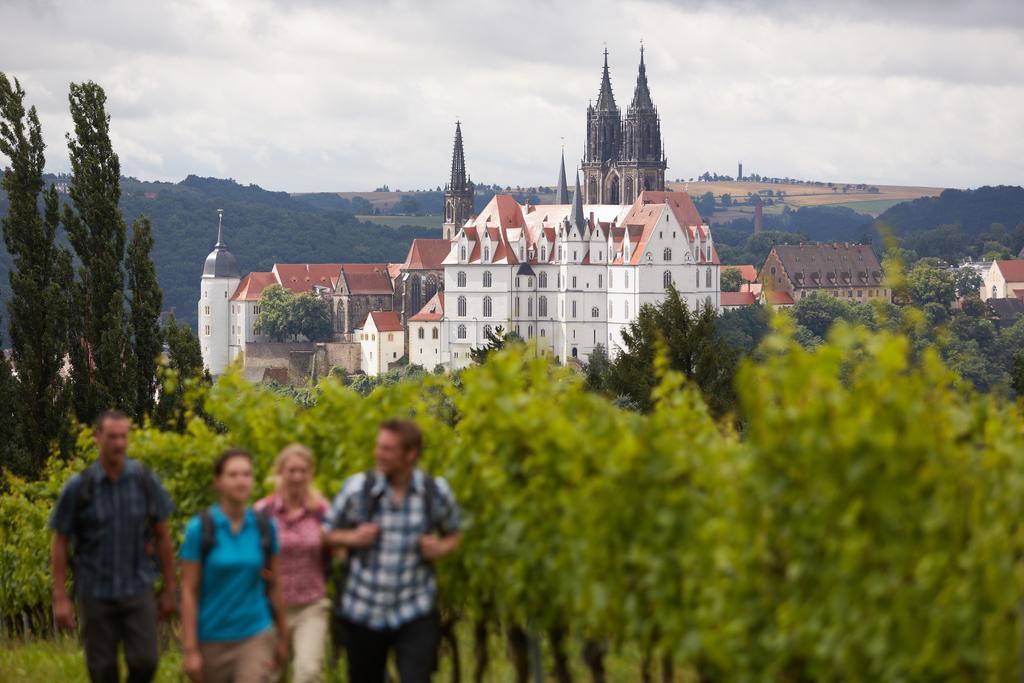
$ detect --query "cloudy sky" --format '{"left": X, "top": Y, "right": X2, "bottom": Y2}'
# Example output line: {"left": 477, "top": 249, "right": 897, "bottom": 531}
{"left": 1, "top": 0, "right": 1022, "bottom": 192}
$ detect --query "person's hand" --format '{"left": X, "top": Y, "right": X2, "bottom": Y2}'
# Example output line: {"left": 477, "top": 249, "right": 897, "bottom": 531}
{"left": 183, "top": 649, "right": 203, "bottom": 682}
{"left": 349, "top": 523, "right": 380, "bottom": 549}
{"left": 158, "top": 588, "right": 177, "bottom": 619}
{"left": 419, "top": 535, "right": 447, "bottom": 561}
{"left": 273, "top": 634, "right": 289, "bottom": 670}
{"left": 53, "top": 595, "right": 76, "bottom": 630}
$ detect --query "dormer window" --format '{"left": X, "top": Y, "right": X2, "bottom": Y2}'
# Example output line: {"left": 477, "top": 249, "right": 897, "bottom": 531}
{"left": 484, "top": 246, "right": 490, "bottom": 261}
{"left": 541, "top": 245, "right": 547, "bottom": 261}
{"left": 459, "top": 245, "right": 466, "bottom": 261}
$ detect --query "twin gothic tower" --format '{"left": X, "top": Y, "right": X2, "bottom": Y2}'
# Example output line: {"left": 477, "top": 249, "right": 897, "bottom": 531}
{"left": 441, "top": 46, "right": 667, "bottom": 232}
{"left": 582, "top": 47, "right": 667, "bottom": 205}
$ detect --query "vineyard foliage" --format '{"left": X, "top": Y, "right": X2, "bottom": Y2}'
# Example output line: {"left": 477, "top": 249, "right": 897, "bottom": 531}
{"left": 3, "top": 320, "right": 1024, "bottom": 680}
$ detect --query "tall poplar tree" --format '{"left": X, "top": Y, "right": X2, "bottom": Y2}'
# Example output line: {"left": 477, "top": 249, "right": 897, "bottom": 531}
{"left": 126, "top": 215, "right": 163, "bottom": 421}
{"left": 0, "top": 73, "right": 72, "bottom": 474}
{"left": 63, "top": 81, "right": 130, "bottom": 422}
{"left": 0, "top": 313, "right": 27, "bottom": 475}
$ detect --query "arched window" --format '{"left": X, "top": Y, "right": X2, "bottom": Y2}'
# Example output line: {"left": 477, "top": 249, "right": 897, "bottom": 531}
{"left": 483, "top": 271, "right": 492, "bottom": 288}
{"left": 539, "top": 296, "right": 548, "bottom": 317}
{"left": 625, "top": 301, "right": 629, "bottom": 318}
{"left": 539, "top": 272, "right": 548, "bottom": 288}
{"left": 459, "top": 245, "right": 466, "bottom": 261}
{"left": 483, "top": 324, "right": 492, "bottom": 336}
{"left": 706, "top": 295, "right": 712, "bottom": 309}
{"left": 571, "top": 347, "right": 578, "bottom": 358}
{"left": 387, "top": 333, "right": 394, "bottom": 342}
{"left": 558, "top": 246, "right": 563, "bottom": 261}
{"left": 432, "top": 327, "right": 439, "bottom": 339}
{"left": 418, "top": 327, "right": 425, "bottom": 339}
{"left": 457, "top": 296, "right": 467, "bottom": 316}
{"left": 457, "top": 271, "right": 466, "bottom": 287}
{"left": 484, "top": 246, "right": 490, "bottom": 261}
{"left": 541, "top": 328, "right": 547, "bottom": 337}
{"left": 591, "top": 306, "right": 599, "bottom": 318}
{"left": 706, "top": 267, "right": 712, "bottom": 288}
{"left": 598, "top": 274, "right": 603, "bottom": 289}
{"left": 483, "top": 296, "right": 492, "bottom": 317}
{"left": 528, "top": 325, "right": 533, "bottom": 338}
{"left": 541, "top": 245, "right": 547, "bottom": 261}
{"left": 457, "top": 324, "right": 467, "bottom": 339}
{"left": 696, "top": 269, "right": 700, "bottom": 288}
{"left": 992, "top": 285, "right": 998, "bottom": 298}
{"left": 571, "top": 301, "right": 577, "bottom": 318}
{"left": 663, "top": 248, "right": 672, "bottom": 261}
{"left": 528, "top": 277, "right": 534, "bottom": 287}
{"left": 410, "top": 274, "right": 422, "bottom": 314}
{"left": 663, "top": 271, "right": 672, "bottom": 288}
{"left": 528, "top": 298, "right": 533, "bottom": 316}
{"left": 624, "top": 272, "right": 629, "bottom": 288}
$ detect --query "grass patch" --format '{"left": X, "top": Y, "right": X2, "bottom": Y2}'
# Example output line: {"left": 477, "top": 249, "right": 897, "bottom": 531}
{"left": 828, "top": 198, "right": 909, "bottom": 215}
{"left": 0, "top": 629, "right": 687, "bottom": 682}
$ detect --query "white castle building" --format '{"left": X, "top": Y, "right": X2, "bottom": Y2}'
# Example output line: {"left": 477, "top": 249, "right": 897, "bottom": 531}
{"left": 441, "top": 170, "right": 720, "bottom": 370}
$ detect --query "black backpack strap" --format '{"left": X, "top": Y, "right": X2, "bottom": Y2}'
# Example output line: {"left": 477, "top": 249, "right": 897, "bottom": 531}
{"left": 134, "top": 463, "right": 158, "bottom": 524}
{"left": 421, "top": 472, "right": 438, "bottom": 534}
{"left": 361, "top": 471, "right": 380, "bottom": 524}
{"left": 255, "top": 507, "right": 274, "bottom": 574}
{"left": 199, "top": 510, "right": 216, "bottom": 564}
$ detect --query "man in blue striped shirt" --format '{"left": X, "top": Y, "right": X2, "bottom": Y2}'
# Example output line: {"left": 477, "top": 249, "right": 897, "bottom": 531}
{"left": 50, "top": 410, "right": 176, "bottom": 683}
{"left": 324, "top": 419, "right": 462, "bottom": 683}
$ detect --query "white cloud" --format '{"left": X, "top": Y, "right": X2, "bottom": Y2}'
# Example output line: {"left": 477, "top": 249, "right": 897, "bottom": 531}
{"left": 0, "top": 0, "right": 1021, "bottom": 191}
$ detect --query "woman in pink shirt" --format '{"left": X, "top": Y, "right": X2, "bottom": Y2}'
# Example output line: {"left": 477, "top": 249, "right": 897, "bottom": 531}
{"left": 255, "top": 444, "right": 331, "bottom": 683}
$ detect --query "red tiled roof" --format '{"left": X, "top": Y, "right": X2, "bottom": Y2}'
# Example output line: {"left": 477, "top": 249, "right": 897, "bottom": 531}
{"left": 341, "top": 264, "right": 394, "bottom": 295}
{"left": 995, "top": 260, "right": 1024, "bottom": 282}
{"left": 367, "top": 310, "right": 403, "bottom": 332}
{"left": 764, "top": 291, "right": 795, "bottom": 306}
{"left": 387, "top": 263, "right": 403, "bottom": 281}
{"left": 409, "top": 292, "right": 445, "bottom": 322}
{"left": 729, "top": 264, "right": 758, "bottom": 282}
{"left": 272, "top": 264, "right": 342, "bottom": 295}
{"left": 230, "top": 271, "right": 277, "bottom": 301}
{"left": 403, "top": 239, "right": 451, "bottom": 270}
{"left": 721, "top": 291, "right": 757, "bottom": 307}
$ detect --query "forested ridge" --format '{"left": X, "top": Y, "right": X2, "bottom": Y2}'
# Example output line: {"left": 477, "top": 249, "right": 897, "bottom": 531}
{"left": 0, "top": 173, "right": 438, "bottom": 334}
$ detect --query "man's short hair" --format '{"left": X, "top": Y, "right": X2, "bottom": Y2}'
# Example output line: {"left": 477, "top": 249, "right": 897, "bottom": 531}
{"left": 378, "top": 419, "right": 423, "bottom": 456}
{"left": 94, "top": 409, "right": 131, "bottom": 433}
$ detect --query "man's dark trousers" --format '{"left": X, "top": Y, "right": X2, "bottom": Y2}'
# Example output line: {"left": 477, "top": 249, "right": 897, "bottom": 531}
{"left": 79, "top": 592, "right": 158, "bottom": 683}
{"left": 344, "top": 611, "right": 440, "bottom": 683}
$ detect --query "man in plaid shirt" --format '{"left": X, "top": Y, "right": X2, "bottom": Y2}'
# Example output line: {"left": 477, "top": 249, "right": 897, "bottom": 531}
{"left": 324, "top": 419, "right": 461, "bottom": 682}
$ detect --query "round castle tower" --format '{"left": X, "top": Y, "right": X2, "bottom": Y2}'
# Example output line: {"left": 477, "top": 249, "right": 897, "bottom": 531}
{"left": 199, "top": 209, "right": 240, "bottom": 376}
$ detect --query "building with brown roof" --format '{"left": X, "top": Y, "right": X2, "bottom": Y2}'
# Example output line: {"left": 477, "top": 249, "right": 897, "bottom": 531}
{"left": 982, "top": 259, "right": 1024, "bottom": 302}
{"left": 759, "top": 243, "right": 889, "bottom": 304}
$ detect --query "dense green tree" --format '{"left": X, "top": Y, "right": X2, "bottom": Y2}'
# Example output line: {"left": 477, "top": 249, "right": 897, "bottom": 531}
{"left": 126, "top": 216, "right": 163, "bottom": 421}
{"left": 583, "top": 343, "right": 611, "bottom": 393}
{"left": 291, "top": 292, "right": 332, "bottom": 342}
{"left": 0, "top": 74, "right": 72, "bottom": 474}
{"left": 904, "top": 262, "right": 956, "bottom": 308}
{"left": 1011, "top": 352, "right": 1024, "bottom": 398}
{"left": 791, "top": 294, "right": 857, "bottom": 341}
{"left": 63, "top": 81, "right": 130, "bottom": 423}
{"left": 469, "top": 325, "right": 522, "bottom": 364}
{"left": 153, "top": 313, "right": 207, "bottom": 431}
{"left": 720, "top": 267, "right": 743, "bottom": 292}
{"left": 716, "top": 304, "right": 772, "bottom": 354}
{"left": 254, "top": 284, "right": 293, "bottom": 341}
{"left": 0, "top": 312, "right": 27, "bottom": 474}
{"left": 954, "top": 267, "right": 984, "bottom": 299}
{"left": 604, "top": 285, "right": 736, "bottom": 415}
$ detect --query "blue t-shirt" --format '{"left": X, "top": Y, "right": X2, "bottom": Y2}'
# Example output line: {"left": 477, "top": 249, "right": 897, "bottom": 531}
{"left": 180, "top": 505, "right": 279, "bottom": 642}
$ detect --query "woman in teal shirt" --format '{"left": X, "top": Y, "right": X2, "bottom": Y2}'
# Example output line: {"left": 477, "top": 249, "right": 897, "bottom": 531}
{"left": 180, "top": 448, "right": 288, "bottom": 683}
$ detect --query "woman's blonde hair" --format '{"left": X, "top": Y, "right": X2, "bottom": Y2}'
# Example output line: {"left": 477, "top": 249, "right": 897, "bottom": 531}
{"left": 272, "top": 443, "right": 325, "bottom": 506}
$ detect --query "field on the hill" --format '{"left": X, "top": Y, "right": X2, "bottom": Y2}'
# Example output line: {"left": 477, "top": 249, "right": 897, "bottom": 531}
{"left": 669, "top": 180, "right": 944, "bottom": 217}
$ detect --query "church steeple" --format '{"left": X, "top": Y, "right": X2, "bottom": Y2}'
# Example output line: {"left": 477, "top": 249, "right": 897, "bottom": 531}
{"left": 443, "top": 121, "right": 474, "bottom": 240}
{"left": 630, "top": 44, "right": 655, "bottom": 111}
{"left": 595, "top": 48, "right": 617, "bottom": 112}
{"left": 568, "top": 171, "right": 586, "bottom": 234}
{"left": 555, "top": 147, "right": 570, "bottom": 204}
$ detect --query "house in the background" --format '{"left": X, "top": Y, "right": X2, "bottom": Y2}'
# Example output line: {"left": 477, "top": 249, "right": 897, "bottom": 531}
{"left": 720, "top": 291, "right": 757, "bottom": 310}
{"left": 981, "top": 260, "right": 1024, "bottom": 302}
{"left": 408, "top": 292, "right": 446, "bottom": 369}
{"left": 356, "top": 311, "right": 405, "bottom": 376}
{"left": 759, "top": 243, "right": 888, "bottom": 304}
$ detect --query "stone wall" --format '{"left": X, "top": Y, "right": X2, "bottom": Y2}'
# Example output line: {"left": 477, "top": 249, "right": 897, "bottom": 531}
{"left": 241, "top": 341, "right": 362, "bottom": 384}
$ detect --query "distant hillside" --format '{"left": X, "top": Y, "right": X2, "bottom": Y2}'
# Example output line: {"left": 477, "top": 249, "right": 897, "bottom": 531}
{"left": 0, "top": 175, "right": 436, "bottom": 336}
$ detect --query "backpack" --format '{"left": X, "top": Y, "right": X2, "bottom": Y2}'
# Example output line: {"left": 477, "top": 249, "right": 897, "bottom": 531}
{"left": 198, "top": 507, "right": 274, "bottom": 596}
{"left": 359, "top": 469, "right": 441, "bottom": 532}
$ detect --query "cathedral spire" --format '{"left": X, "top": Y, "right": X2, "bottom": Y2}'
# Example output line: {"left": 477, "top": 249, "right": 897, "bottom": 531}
{"left": 595, "top": 47, "right": 617, "bottom": 111}
{"left": 630, "top": 44, "right": 654, "bottom": 111}
{"left": 569, "top": 170, "right": 586, "bottom": 233}
{"left": 555, "top": 147, "right": 570, "bottom": 204}
{"left": 448, "top": 120, "right": 468, "bottom": 191}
